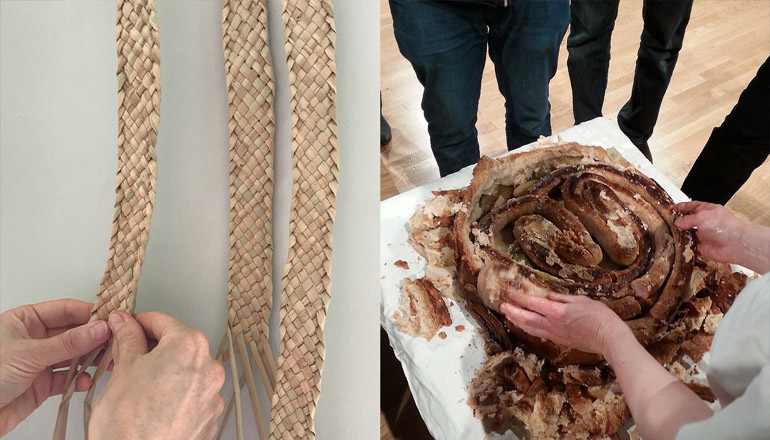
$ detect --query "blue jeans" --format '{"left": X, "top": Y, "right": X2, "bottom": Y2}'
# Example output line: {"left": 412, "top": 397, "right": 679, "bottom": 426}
{"left": 390, "top": 0, "right": 569, "bottom": 176}
{"left": 567, "top": 0, "right": 693, "bottom": 147}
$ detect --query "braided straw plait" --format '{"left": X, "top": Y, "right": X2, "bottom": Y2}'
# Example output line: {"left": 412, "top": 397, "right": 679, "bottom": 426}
{"left": 270, "top": 0, "right": 338, "bottom": 438}
{"left": 219, "top": 0, "right": 276, "bottom": 438}
{"left": 54, "top": 0, "right": 160, "bottom": 438}
{"left": 223, "top": 0, "right": 275, "bottom": 366}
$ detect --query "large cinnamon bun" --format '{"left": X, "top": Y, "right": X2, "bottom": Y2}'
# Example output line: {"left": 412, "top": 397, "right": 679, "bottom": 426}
{"left": 453, "top": 143, "right": 695, "bottom": 366}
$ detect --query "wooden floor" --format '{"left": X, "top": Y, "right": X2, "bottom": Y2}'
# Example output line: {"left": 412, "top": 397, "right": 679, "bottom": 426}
{"left": 380, "top": 0, "right": 769, "bottom": 225}
{"left": 381, "top": 1, "right": 769, "bottom": 439}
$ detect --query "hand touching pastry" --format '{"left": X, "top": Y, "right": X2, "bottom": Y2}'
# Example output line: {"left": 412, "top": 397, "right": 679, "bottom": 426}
{"left": 676, "top": 201, "right": 770, "bottom": 273}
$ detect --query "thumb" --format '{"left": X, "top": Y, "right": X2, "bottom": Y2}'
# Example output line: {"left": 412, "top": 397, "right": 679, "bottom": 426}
{"left": 31, "top": 320, "right": 110, "bottom": 368}
{"left": 109, "top": 311, "right": 148, "bottom": 366}
{"left": 676, "top": 212, "right": 702, "bottom": 230}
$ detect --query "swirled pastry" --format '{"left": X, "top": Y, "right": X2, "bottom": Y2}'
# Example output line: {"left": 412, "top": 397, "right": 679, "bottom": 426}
{"left": 401, "top": 143, "right": 748, "bottom": 438}
{"left": 453, "top": 144, "right": 695, "bottom": 365}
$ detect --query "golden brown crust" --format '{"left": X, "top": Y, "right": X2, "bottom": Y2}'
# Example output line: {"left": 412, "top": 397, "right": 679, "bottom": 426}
{"left": 468, "top": 348, "right": 630, "bottom": 439}
{"left": 404, "top": 143, "right": 748, "bottom": 437}
{"left": 468, "top": 260, "right": 745, "bottom": 437}
{"left": 396, "top": 278, "right": 452, "bottom": 341}
{"left": 453, "top": 145, "right": 695, "bottom": 365}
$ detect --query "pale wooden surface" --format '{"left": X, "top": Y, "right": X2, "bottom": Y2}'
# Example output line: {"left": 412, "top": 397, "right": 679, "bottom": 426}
{"left": 381, "top": 0, "right": 769, "bottom": 226}
{"left": 381, "top": 0, "right": 769, "bottom": 439}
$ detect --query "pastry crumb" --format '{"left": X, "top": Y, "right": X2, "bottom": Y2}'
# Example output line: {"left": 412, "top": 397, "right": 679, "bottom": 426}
{"left": 395, "top": 278, "right": 452, "bottom": 341}
{"left": 456, "top": 325, "right": 465, "bottom": 332}
{"left": 395, "top": 260, "right": 409, "bottom": 270}
{"left": 439, "top": 331, "right": 447, "bottom": 340}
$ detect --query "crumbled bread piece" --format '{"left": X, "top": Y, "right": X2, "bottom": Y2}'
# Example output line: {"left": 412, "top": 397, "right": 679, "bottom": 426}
{"left": 468, "top": 348, "right": 629, "bottom": 439}
{"left": 668, "top": 361, "right": 688, "bottom": 381}
{"left": 513, "top": 348, "right": 544, "bottom": 381}
{"left": 394, "top": 259, "right": 409, "bottom": 270}
{"left": 425, "top": 263, "right": 461, "bottom": 300}
{"left": 681, "top": 331, "right": 714, "bottom": 362}
{"left": 703, "top": 312, "right": 723, "bottom": 334}
{"left": 395, "top": 278, "right": 451, "bottom": 341}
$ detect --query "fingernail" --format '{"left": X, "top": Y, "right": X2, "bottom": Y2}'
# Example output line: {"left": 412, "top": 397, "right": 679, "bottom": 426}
{"left": 91, "top": 321, "right": 109, "bottom": 341}
{"left": 108, "top": 312, "right": 125, "bottom": 331}
{"left": 500, "top": 303, "right": 511, "bottom": 314}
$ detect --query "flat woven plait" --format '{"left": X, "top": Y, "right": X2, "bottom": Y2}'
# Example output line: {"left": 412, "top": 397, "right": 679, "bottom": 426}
{"left": 270, "top": 0, "right": 338, "bottom": 438}
{"left": 224, "top": 0, "right": 274, "bottom": 357}
{"left": 221, "top": 0, "right": 276, "bottom": 437}
{"left": 54, "top": 0, "right": 160, "bottom": 438}
{"left": 91, "top": 0, "right": 161, "bottom": 321}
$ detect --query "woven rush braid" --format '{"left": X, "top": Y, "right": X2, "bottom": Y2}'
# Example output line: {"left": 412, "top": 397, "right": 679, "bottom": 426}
{"left": 91, "top": 0, "right": 161, "bottom": 321}
{"left": 270, "top": 0, "right": 339, "bottom": 438}
{"left": 222, "top": 0, "right": 277, "bottom": 386}
{"left": 54, "top": 0, "right": 160, "bottom": 438}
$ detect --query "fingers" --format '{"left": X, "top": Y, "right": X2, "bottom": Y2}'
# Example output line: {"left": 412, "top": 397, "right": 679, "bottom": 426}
{"left": 676, "top": 200, "right": 709, "bottom": 214}
{"left": 48, "top": 370, "right": 93, "bottom": 397}
{"left": 29, "top": 320, "right": 110, "bottom": 368}
{"left": 675, "top": 201, "right": 719, "bottom": 230}
{"left": 545, "top": 291, "right": 581, "bottom": 303}
{"left": 134, "top": 311, "right": 188, "bottom": 342}
{"left": 500, "top": 302, "right": 548, "bottom": 328}
{"left": 507, "top": 292, "right": 565, "bottom": 319}
{"left": 27, "top": 299, "right": 94, "bottom": 329}
{"left": 500, "top": 303, "right": 552, "bottom": 339}
{"left": 675, "top": 212, "right": 703, "bottom": 230}
{"left": 110, "top": 311, "right": 149, "bottom": 366}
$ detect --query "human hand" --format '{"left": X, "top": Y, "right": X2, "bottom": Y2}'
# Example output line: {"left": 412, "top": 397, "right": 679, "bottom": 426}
{"left": 675, "top": 201, "right": 747, "bottom": 264}
{"left": 0, "top": 299, "right": 110, "bottom": 436}
{"left": 500, "top": 292, "right": 626, "bottom": 356}
{"left": 90, "top": 311, "right": 225, "bottom": 440}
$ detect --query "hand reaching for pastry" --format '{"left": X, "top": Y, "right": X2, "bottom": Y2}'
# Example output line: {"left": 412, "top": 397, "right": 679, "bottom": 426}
{"left": 500, "top": 292, "right": 623, "bottom": 356}
{"left": 676, "top": 201, "right": 770, "bottom": 273}
{"left": 89, "top": 311, "right": 225, "bottom": 440}
{"left": 500, "top": 289, "right": 713, "bottom": 440}
{"left": 0, "top": 299, "right": 111, "bottom": 436}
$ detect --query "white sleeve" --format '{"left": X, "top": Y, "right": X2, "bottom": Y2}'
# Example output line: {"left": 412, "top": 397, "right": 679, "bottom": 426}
{"left": 676, "top": 364, "right": 770, "bottom": 440}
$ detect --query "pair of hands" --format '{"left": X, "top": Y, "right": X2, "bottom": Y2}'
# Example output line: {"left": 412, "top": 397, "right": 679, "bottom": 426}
{"left": 499, "top": 201, "right": 766, "bottom": 357}
{"left": 0, "top": 300, "right": 224, "bottom": 439}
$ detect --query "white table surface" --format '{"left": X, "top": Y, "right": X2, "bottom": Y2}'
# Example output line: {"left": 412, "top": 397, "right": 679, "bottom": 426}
{"left": 0, "top": 1, "right": 379, "bottom": 439}
{"left": 380, "top": 118, "right": 694, "bottom": 440}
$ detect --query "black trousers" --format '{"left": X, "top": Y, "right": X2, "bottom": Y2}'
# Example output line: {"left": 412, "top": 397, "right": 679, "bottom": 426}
{"left": 681, "top": 57, "right": 770, "bottom": 205}
{"left": 567, "top": 0, "right": 693, "bottom": 146}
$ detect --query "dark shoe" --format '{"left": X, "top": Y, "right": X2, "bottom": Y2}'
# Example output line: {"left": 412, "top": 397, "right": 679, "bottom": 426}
{"left": 381, "top": 115, "right": 392, "bottom": 147}
{"left": 635, "top": 141, "right": 653, "bottom": 163}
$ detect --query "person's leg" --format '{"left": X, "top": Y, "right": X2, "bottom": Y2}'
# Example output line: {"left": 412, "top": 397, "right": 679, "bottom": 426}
{"left": 380, "top": 92, "right": 391, "bottom": 147}
{"left": 389, "top": 0, "right": 488, "bottom": 176}
{"left": 617, "top": 0, "right": 693, "bottom": 147}
{"left": 566, "top": 0, "right": 621, "bottom": 124}
{"left": 681, "top": 57, "right": 770, "bottom": 205}
{"left": 489, "top": 0, "right": 570, "bottom": 150}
